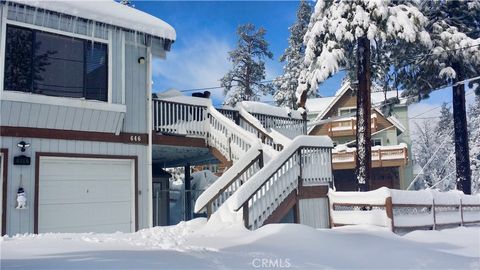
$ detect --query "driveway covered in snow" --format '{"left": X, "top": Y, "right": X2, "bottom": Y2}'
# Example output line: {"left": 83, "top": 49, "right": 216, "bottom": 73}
{"left": 1, "top": 219, "right": 479, "bottom": 269}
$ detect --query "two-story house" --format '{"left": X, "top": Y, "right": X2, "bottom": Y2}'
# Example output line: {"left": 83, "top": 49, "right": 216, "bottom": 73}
{"left": 0, "top": 0, "right": 175, "bottom": 235}
{"left": 306, "top": 82, "right": 414, "bottom": 191}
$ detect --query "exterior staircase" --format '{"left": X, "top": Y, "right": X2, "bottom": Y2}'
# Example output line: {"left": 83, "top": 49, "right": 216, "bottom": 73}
{"left": 152, "top": 96, "right": 333, "bottom": 229}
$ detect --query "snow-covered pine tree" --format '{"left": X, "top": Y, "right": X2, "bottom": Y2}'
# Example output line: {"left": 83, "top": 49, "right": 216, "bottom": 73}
{"left": 297, "top": 0, "right": 431, "bottom": 190}
{"left": 412, "top": 104, "right": 456, "bottom": 190}
{"left": 412, "top": 120, "right": 437, "bottom": 188}
{"left": 468, "top": 95, "right": 480, "bottom": 193}
{"left": 273, "top": 0, "right": 313, "bottom": 109}
{"left": 221, "top": 24, "right": 274, "bottom": 106}
{"left": 432, "top": 103, "right": 456, "bottom": 190}
{"left": 398, "top": 0, "right": 480, "bottom": 194}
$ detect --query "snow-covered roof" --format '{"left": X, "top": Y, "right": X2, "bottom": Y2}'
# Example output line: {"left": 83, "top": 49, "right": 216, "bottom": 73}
{"left": 306, "top": 83, "right": 405, "bottom": 119}
{"left": 10, "top": 0, "right": 176, "bottom": 41}
{"left": 237, "top": 101, "right": 303, "bottom": 120}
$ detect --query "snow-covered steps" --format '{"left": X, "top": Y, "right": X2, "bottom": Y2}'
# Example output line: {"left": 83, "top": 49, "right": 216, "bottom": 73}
{"left": 152, "top": 97, "right": 333, "bottom": 230}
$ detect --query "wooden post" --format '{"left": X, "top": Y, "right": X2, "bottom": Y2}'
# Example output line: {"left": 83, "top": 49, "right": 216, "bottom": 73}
{"left": 207, "top": 203, "right": 212, "bottom": 219}
{"left": 378, "top": 149, "right": 382, "bottom": 168}
{"left": 184, "top": 163, "right": 192, "bottom": 221}
{"left": 432, "top": 199, "right": 436, "bottom": 230}
{"left": 243, "top": 203, "right": 249, "bottom": 229}
{"left": 385, "top": 197, "right": 394, "bottom": 232}
{"left": 460, "top": 199, "right": 464, "bottom": 226}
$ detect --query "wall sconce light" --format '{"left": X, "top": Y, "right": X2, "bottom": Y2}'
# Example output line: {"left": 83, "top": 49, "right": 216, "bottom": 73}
{"left": 138, "top": 57, "right": 146, "bottom": 64}
{"left": 17, "top": 141, "right": 30, "bottom": 152}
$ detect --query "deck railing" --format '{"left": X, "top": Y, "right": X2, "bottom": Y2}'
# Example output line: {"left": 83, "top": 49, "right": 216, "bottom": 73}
{"left": 332, "top": 145, "right": 408, "bottom": 169}
{"left": 250, "top": 112, "right": 306, "bottom": 139}
{"left": 327, "top": 114, "right": 378, "bottom": 137}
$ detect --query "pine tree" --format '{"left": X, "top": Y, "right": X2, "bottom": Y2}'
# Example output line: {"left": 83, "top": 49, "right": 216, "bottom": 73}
{"left": 297, "top": 0, "right": 430, "bottom": 190}
{"left": 273, "top": 0, "right": 313, "bottom": 109}
{"left": 469, "top": 95, "right": 480, "bottom": 193}
{"left": 433, "top": 103, "right": 456, "bottom": 190}
{"left": 412, "top": 104, "right": 456, "bottom": 191}
{"left": 221, "top": 24, "right": 274, "bottom": 106}
{"left": 398, "top": 0, "right": 480, "bottom": 194}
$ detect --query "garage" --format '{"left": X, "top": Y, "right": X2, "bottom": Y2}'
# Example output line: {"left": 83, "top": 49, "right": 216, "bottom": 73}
{"left": 37, "top": 156, "right": 136, "bottom": 233}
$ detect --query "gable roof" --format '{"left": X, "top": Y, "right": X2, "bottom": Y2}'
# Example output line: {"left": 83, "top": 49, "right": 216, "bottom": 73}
{"left": 306, "top": 82, "right": 407, "bottom": 134}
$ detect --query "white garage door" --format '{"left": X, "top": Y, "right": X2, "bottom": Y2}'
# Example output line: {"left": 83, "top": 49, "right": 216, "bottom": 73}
{"left": 39, "top": 157, "right": 135, "bottom": 233}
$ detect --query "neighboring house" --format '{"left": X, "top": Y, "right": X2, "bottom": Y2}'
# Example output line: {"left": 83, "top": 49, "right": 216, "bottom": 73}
{"left": 306, "top": 82, "right": 414, "bottom": 191}
{"left": 0, "top": 0, "right": 175, "bottom": 235}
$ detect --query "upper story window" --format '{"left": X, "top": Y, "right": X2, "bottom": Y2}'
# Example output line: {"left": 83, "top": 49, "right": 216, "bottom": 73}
{"left": 4, "top": 25, "right": 108, "bottom": 102}
{"left": 338, "top": 107, "right": 356, "bottom": 116}
{"left": 371, "top": 138, "right": 382, "bottom": 146}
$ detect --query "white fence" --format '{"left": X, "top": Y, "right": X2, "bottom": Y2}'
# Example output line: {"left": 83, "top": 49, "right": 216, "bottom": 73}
{"left": 329, "top": 188, "right": 480, "bottom": 232}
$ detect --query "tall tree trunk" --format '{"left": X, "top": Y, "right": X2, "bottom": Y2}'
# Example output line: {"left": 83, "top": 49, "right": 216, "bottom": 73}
{"left": 452, "top": 65, "right": 472, "bottom": 194}
{"left": 356, "top": 36, "right": 372, "bottom": 191}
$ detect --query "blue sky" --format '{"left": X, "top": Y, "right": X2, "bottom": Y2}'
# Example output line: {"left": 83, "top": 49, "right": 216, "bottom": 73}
{"left": 134, "top": 0, "right": 474, "bottom": 131}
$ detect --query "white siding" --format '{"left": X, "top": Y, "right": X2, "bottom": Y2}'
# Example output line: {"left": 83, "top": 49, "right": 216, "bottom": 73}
{"left": 1, "top": 137, "right": 149, "bottom": 235}
{"left": 298, "top": 198, "right": 330, "bottom": 229}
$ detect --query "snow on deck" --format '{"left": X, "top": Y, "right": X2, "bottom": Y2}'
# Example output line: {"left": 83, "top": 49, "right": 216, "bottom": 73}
{"left": 11, "top": 0, "right": 176, "bottom": 41}
{"left": 1, "top": 221, "right": 478, "bottom": 269}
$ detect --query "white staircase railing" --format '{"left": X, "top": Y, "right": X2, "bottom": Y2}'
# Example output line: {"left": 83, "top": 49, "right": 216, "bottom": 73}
{"left": 153, "top": 98, "right": 333, "bottom": 230}
{"left": 226, "top": 136, "right": 333, "bottom": 230}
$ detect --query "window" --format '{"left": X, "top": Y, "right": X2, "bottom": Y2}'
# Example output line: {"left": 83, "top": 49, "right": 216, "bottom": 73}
{"left": 338, "top": 107, "right": 356, "bottom": 116}
{"left": 4, "top": 25, "right": 108, "bottom": 102}
{"left": 371, "top": 138, "right": 382, "bottom": 146}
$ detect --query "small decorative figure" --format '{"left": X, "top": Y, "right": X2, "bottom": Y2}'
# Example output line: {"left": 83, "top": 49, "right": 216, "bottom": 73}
{"left": 16, "top": 187, "right": 27, "bottom": 209}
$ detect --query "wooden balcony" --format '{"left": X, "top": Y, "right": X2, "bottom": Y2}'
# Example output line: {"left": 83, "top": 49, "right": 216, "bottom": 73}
{"left": 332, "top": 144, "right": 408, "bottom": 170}
{"left": 327, "top": 114, "right": 378, "bottom": 137}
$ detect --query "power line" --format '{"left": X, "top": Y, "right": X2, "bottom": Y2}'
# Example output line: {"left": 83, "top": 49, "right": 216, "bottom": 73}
{"left": 176, "top": 43, "right": 480, "bottom": 94}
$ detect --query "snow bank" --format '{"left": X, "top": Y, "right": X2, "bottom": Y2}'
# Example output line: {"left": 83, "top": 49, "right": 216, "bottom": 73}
{"left": 11, "top": 0, "right": 176, "bottom": 41}
{"left": 3, "top": 223, "right": 478, "bottom": 269}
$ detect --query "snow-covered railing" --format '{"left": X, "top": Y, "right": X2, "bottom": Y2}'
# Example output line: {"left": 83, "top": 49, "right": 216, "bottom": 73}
{"left": 329, "top": 188, "right": 480, "bottom": 232}
{"left": 332, "top": 144, "right": 408, "bottom": 169}
{"left": 152, "top": 98, "right": 208, "bottom": 136}
{"left": 207, "top": 107, "right": 259, "bottom": 162}
{"left": 238, "top": 101, "right": 306, "bottom": 139}
{"left": 228, "top": 136, "right": 333, "bottom": 230}
{"left": 194, "top": 142, "right": 264, "bottom": 216}
{"left": 153, "top": 97, "right": 260, "bottom": 163}
{"left": 327, "top": 113, "right": 378, "bottom": 137}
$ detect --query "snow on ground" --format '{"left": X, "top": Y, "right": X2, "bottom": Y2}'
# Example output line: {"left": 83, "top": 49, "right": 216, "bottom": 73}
{"left": 1, "top": 220, "right": 479, "bottom": 269}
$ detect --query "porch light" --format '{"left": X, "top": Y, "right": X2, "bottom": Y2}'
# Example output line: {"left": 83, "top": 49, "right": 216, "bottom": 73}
{"left": 138, "top": 57, "right": 146, "bottom": 64}
{"left": 17, "top": 141, "right": 30, "bottom": 152}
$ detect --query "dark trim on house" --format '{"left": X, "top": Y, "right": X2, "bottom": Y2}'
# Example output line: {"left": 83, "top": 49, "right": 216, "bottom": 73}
{"left": 298, "top": 185, "right": 329, "bottom": 199}
{"left": 1, "top": 148, "right": 8, "bottom": 236}
{"left": 1, "top": 126, "right": 148, "bottom": 145}
{"left": 152, "top": 134, "right": 206, "bottom": 148}
{"left": 34, "top": 152, "right": 139, "bottom": 234}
